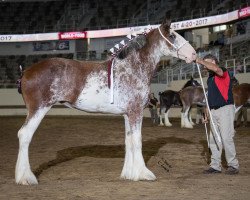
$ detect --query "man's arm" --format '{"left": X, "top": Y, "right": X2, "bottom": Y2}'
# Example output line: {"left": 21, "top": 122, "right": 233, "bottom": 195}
{"left": 196, "top": 58, "right": 224, "bottom": 76}
{"left": 148, "top": 101, "right": 154, "bottom": 107}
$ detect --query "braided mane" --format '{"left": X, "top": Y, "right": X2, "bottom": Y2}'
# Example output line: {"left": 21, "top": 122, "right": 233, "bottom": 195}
{"left": 117, "top": 34, "right": 147, "bottom": 59}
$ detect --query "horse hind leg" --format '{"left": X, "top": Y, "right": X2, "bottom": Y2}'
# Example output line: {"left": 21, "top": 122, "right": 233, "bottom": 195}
{"left": 15, "top": 106, "right": 51, "bottom": 185}
{"left": 121, "top": 114, "right": 156, "bottom": 181}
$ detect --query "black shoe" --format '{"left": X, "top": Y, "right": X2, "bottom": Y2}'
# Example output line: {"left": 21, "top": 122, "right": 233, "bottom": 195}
{"left": 225, "top": 166, "right": 239, "bottom": 175}
{"left": 203, "top": 167, "right": 221, "bottom": 174}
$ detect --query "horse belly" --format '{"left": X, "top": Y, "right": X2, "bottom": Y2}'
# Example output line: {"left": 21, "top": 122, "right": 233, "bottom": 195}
{"left": 73, "top": 84, "right": 123, "bottom": 114}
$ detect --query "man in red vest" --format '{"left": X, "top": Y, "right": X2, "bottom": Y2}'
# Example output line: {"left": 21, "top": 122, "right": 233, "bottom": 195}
{"left": 196, "top": 54, "right": 239, "bottom": 175}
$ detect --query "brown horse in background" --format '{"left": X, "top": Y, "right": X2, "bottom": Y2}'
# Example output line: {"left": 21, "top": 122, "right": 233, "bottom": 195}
{"left": 179, "top": 76, "right": 242, "bottom": 128}
{"left": 233, "top": 83, "right": 250, "bottom": 108}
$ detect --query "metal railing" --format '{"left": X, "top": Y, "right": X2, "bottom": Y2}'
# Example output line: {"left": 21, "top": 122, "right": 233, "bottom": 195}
{"left": 152, "top": 55, "right": 250, "bottom": 84}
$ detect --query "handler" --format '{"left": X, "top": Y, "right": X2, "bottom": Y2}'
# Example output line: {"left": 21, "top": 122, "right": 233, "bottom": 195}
{"left": 196, "top": 54, "right": 239, "bottom": 175}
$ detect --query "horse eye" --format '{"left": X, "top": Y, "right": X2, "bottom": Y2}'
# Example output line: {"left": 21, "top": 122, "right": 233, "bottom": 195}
{"left": 169, "top": 34, "right": 176, "bottom": 40}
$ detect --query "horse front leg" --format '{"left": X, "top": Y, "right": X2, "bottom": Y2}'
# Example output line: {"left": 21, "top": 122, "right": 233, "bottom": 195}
{"left": 16, "top": 106, "right": 51, "bottom": 185}
{"left": 164, "top": 108, "right": 172, "bottom": 127}
{"left": 183, "top": 106, "right": 193, "bottom": 128}
{"left": 158, "top": 107, "right": 164, "bottom": 126}
{"left": 121, "top": 113, "right": 156, "bottom": 181}
{"left": 188, "top": 108, "right": 195, "bottom": 126}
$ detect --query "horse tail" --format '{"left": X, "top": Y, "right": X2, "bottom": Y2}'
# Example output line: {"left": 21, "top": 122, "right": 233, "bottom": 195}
{"left": 16, "top": 65, "right": 23, "bottom": 94}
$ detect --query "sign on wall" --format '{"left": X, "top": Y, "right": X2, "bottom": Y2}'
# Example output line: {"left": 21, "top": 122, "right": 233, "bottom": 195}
{"left": 58, "top": 32, "right": 87, "bottom": 40}
{"left": 238, "top": 6, "right": 250, "bottom": 18}
{"left": 33, "top": 41, "right": 69, "bottom": 51}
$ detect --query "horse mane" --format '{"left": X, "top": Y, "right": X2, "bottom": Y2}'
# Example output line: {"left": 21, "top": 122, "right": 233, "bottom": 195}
{"left": 116, "top": 34, "right": 147, "bottom": 59}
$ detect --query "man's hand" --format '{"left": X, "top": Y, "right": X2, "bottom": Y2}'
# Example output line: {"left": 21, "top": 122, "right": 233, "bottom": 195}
{"left": 196, "top": 57, "right": 203, "bottom": 65}
{"left": 202, "top": 115, "right": 208, "bottom": 124}
{"left": 202, "top": 108, "right": 209, "bottom": 124}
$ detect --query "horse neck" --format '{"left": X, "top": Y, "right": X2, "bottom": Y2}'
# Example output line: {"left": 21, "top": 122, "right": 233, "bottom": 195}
{"left": 135, "top": 31, "right": 165, "bottom": 77}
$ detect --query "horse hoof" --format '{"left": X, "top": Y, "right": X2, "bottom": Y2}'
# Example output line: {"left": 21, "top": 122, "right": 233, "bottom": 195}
{"left": 121, "top": 167, "right": 156, "bottom": 181}
{"left": 139, "top": 167, "right": 156, "bottom": 181}
{"left": 184, "top": 125, "right": 193, "bottom": 129}
{"left": 165, "top": 123, "right": 172, "bottom": 127}
{"left": 16, "top": 171, "right": 38, "bottom": 185}
{"left": 158, "top": 123, "right": 164, "bottom": 126}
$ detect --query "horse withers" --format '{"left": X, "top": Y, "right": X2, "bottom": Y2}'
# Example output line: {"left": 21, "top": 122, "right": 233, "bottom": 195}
{"left": 15, "top": 19, "right": 196, "bottom": 185}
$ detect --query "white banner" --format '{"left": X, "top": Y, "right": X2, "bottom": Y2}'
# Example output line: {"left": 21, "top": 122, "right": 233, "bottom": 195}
{"left": 171, "top": 10, "right": 238, "bottom": 30}
{"left": 0, "top": 9, "right": 243, "bottom": 42}
{"left": 0, "top": 33, "right": 58, "bottom": 42}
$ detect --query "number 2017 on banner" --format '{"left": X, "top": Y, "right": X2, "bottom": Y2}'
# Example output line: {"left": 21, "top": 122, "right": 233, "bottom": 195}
{"left": 181, "top": 19, "right": 208, "bottom": 28}
{"left": 172, "top": 19, "right": 208, "bottom": 29}
{"left": 0, "top": 36, "right": 12, "bottom": 41}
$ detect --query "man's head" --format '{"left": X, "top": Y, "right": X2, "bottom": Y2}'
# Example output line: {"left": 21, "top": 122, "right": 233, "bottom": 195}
{"left": 202, "top": 54, "right": 219, "bottom": 75}
{"left": 203, "top": 54, "right": 219, "bottom": 65}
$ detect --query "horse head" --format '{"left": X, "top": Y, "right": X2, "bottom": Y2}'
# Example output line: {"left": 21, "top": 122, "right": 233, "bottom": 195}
{"left": 231, "top": 76, "right": 239, "bottom": 87}
{"left": 158, "top": 19, "right": 197, "bottom": 63}
{"left": 182, "top": 77, "right": 201, "bottom": 89}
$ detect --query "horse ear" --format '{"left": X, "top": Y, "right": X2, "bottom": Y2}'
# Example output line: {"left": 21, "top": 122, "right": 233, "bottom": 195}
{"left": 161, "top": 18, "right": 171, "bottom": 31}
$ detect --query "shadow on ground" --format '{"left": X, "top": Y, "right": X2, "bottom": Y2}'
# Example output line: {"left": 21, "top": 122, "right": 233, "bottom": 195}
{"left": 34, "top": 136, "right": 193, "bottom": 177}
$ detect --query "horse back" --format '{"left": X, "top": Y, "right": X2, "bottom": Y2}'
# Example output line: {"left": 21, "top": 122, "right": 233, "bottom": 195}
{"left": 159, "top": 90, "right": 181, "bottom": 107}
{"left": 180, "top": 86, "right": 204, "bottom": 105}
{"left": 20, "top": 57, "right": 108, "bottom": 110}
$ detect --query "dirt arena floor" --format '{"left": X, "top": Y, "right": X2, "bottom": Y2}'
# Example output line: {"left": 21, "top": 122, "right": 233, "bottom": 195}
{"left": 0, "top": 115, "right": 249, "bottom": 200}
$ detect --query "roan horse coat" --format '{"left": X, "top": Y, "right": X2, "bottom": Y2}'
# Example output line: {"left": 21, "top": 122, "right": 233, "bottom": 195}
{"left": 16, "top": 20, "right": 197, "bottom": 185}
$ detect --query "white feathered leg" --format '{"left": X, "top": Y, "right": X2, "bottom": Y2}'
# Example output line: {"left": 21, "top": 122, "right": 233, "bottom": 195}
{"left": 121, "top": 114, "right": 156, "bottom": 181}
{"left": 181, "top": 112, "right": 184, "bottom": 128}
{"left": 15, "top": 107, "right": 50, "bottom": 185}
{"left": 164, "top": 109, "right": 172, "bottom": 126}
{"left": 159, "top": 113, "right": 164, "bottom": 126}
{"left": 183, "top": 107, "right": 193, "bottom": 128}
{"left": 189, "top": 111, "right": 195, "bottom": 126}
{"left": 121, "top": 115, "right": 133, "bottom": 179}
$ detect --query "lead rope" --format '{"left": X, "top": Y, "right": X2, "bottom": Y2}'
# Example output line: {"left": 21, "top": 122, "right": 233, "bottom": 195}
{"left": 196, "top": 63, "right": 221, "bottom": 149}
{"left": 110, "top": 59, "right": 115, "bottom": 104}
